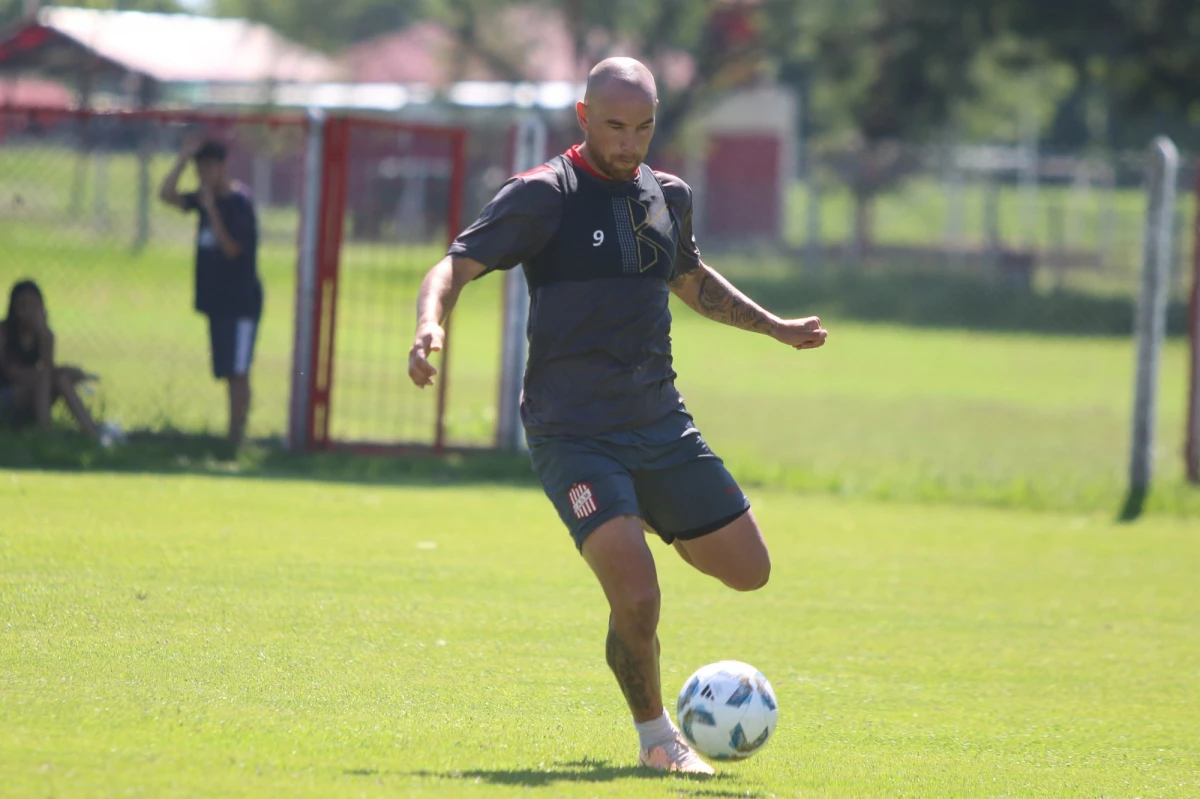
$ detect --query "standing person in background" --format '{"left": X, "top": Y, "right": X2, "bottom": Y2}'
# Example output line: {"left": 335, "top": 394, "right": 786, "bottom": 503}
{"left": 159, "top": 133, "right": 262, "bottom": 449}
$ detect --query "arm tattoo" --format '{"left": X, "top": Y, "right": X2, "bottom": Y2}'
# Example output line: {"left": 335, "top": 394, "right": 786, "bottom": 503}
{"left": 606, "top": 628, "right": 658, "bottom": 718}
{"left": 668, "top": 268, "right": 692, "bottom": 290}
{"left": 695, "top": 271, "right": 777, "bottom": 335}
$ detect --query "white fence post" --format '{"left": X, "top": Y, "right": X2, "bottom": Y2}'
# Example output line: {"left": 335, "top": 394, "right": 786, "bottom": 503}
{"left": 495, "top": 116, "right": 547, "bottom": 453}
{"left": 287, "top": 108, "right": 326, "bottom": 451}
{"left": 1127, "top": 136, "right": 1179, "bottom": 505}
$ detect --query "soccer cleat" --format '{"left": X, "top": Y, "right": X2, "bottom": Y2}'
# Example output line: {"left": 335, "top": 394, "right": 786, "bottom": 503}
{"left": 638, "top": 732, "right": 716, "bottom": 775}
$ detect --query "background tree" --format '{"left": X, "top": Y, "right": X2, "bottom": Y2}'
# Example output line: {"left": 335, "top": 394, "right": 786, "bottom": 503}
{"left": 213, "top": 0, "right": 425, "bottom": 52}
{"left": 812, "top": 0, "right": 1006, "bottom": 251}
{"left": 1000, "top": 0, "right": 1200, "bottom": 149}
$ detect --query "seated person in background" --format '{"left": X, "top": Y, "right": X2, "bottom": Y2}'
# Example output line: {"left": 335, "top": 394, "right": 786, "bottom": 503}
{"left": 0, "top": 280, "right": 101, "bottom": 439}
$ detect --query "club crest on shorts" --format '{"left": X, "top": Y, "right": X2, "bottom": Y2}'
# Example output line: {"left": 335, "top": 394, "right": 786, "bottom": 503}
{"left": 568, "top": 482, "right": 598, "bottom": 520}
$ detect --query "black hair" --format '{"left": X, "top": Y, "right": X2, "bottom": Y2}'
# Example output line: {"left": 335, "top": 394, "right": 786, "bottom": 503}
{"left": 194, "top": 140, "right": 228, "bottom": 162}
{"left": 3, "top": 279, "right": 45, "bottom": 352}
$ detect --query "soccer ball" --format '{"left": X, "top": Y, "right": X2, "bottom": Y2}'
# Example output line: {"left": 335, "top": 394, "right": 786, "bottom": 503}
{"left": 676, "top": 661, "right": 778, "bottom": 760}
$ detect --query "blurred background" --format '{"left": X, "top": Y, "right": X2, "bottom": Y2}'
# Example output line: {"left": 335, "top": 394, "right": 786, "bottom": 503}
{"left": 1, "top": 0, "right": 1198, "bottom": 511}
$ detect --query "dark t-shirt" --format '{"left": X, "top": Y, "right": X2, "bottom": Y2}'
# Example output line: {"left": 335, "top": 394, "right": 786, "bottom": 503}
{"left": 181, "top": 188, "right": 263, "bottom": 318}
{"left": 0, "top": 321, "right": 43, "bottom": 388}
{"left": 0, "top": 324, "right": 41, "bottom": 389}
{"left": 448, "top": 146, "right": 703, "bottom": 437}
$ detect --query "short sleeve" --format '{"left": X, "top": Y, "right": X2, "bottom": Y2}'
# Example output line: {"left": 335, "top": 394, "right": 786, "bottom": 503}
{"left": 655, "top": 171, "right": 701, "bottom": 279}
{"left": 448, "top": 170, "right": 562, "bottom": 274}
{"left": 672, "top": 197, "right": 702, "bottom": 278}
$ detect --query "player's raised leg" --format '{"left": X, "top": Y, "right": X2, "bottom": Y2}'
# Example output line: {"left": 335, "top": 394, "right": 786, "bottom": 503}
{"left": 630, "top": 434, "right": 769, "bottom": 592}
{"left": 581, "top": 515, "right": 715, "bottom": 775}
{"left": 673, "top": 509, "right": 770, "bottom": 592}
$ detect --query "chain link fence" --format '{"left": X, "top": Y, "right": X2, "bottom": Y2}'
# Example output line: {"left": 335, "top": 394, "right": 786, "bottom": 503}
{"left": 791, "top": 143, "right": 1198, "bottom": 304}
{"left": 4, "top": 104, "right": 1196, "bottom": 452}
{"left": 324, "top": 117, "right": 475, "bottom": 449}
{"left": 0, "top": 107, "right": 308, "bottom": 438}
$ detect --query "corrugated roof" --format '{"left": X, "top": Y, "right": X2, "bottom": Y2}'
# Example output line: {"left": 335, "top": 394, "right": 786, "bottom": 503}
{"left": 18, "top": 7, "right": 341, "bottom": 84}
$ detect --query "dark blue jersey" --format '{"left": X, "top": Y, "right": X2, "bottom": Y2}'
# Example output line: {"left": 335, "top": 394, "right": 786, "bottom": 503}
{"left": 449, "top": 146, "right": 703, "bottom": 437}
{"left": 182, "top": 187, "right": 263, "bottom": 319}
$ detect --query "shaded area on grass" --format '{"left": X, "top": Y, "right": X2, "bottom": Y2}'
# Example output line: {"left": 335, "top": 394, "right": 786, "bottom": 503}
{"left": 0, "top": 429, "right": 536, "bottom": 488}
{"left": 387, "top": 759, "right": 748, "bottom": 792}
{"left": 3, "top": 427, "right": 1197, "bottom": 519}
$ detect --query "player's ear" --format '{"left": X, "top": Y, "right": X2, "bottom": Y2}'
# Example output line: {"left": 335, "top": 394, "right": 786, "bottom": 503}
{"left": 576, "top": 100, "right": 588, "bottom": 132}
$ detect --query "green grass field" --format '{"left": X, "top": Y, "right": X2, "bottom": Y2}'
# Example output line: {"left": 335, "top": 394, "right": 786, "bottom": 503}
{"left": 2, "top": 471, "right": 1198, "bottom": 797}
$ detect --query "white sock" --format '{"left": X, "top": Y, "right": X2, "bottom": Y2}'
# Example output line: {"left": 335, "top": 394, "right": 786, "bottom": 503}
{"left": 634, "top": 709, "right": 677, "bottom": 750}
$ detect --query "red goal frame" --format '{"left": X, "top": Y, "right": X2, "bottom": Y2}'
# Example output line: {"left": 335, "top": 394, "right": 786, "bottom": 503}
{"left": 291, "top": 114, "right": 468, "bottom": 455}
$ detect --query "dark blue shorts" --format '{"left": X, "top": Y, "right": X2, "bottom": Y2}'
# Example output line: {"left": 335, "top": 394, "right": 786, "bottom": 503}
{"left": 207, "top": 316, "right": 259, "bottom": 379}
{"left": 527, "top": 409, "right": 751, "bottom": 551}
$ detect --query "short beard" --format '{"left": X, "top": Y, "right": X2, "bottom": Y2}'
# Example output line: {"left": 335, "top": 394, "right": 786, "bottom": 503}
{"left": 596, "top": 154, "right": 640, "bottom": 181}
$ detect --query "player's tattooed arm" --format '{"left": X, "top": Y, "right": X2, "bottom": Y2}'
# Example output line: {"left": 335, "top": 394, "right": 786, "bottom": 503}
{"left": 669, "top": 264, "right": 779, "bottom": 336}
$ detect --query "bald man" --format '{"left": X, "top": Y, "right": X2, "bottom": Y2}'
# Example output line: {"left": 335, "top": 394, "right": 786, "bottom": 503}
{"left": 409, "top": 58, "right": 827, "bottom": 774}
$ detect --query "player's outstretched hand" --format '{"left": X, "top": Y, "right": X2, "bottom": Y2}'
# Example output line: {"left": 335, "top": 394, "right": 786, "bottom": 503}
{"left": 773, "top": 316, "right": 827, "bottom": 351}
{"left": 408, "top": 324, "right": 444, "bottom": 388}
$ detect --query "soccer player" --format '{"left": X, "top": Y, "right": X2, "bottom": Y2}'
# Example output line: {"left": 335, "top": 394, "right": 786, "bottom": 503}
{"left": 159, "top": 134, "right": 262, "bottom": 448}
{"left": 408, "top": 58, "right": 827, "bottom": 774}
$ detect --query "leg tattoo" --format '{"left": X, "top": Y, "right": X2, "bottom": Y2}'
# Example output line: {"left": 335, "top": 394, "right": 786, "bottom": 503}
{"left": 606, "top": 625, "right": 661, "bottom": 720}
